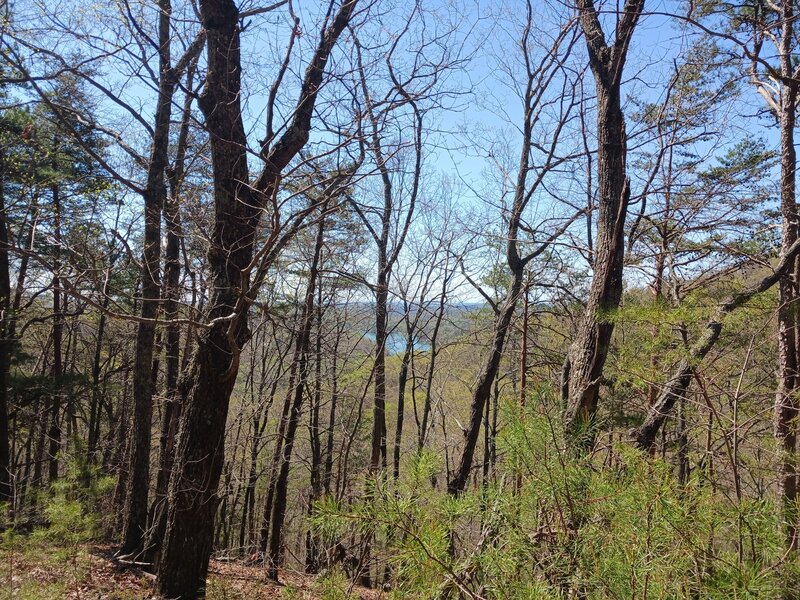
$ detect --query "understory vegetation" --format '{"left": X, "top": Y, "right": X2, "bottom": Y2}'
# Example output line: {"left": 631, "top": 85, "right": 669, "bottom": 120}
{"left": 312, "top": 400, "right": 797, "bottom": 599}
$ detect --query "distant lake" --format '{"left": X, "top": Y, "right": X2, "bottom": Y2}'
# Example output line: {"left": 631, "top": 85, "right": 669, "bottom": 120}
{"left": 365, "top": 331, "right": 431, "bottom": 355}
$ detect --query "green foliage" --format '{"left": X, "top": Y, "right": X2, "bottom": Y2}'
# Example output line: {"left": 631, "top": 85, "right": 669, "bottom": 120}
{"left": 32, "top": 450, "right": 114, "bottom": 551}
{"left": 314, "top": 397, "right": 795, "bottom": 598}
{"left": 0, "top": 449, "right": 116, "bottom": 599}
{"left": 32, "top": 497, "right": 94, "bottom": 553}
{"left": 313, "top": 567, "right": 356, "bottom": 600}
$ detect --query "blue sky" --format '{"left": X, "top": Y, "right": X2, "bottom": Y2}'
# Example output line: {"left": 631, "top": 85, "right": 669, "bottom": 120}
{"left": 5, "top": 0, "right": 786, "bottom": 306}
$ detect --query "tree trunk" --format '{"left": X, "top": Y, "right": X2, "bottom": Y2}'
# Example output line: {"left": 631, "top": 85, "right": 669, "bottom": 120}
{"left": 0, "top": 150, "right": 12, "bottom": 504}
{"left": 393, "top": 320, "right": 412, "bottom": 479}
{"left": 87, "top": 265, "right": 114, "bottom": 467}
{"left": 306, "top": 289, "right": 325, "bottom": 573}
{"left": 775, "top": 38, "right": 799, "bottom": 556}
{"left": 156, "top": 2, "right": 357, "bottom": 596}
{"left": 419, "top": 275, "right": 448, "bottom": 449}
{"left": 562, "top": 0, "right": 643, "bottom": 448}
{"left": 142, "top": 59, "right": 196, "bottom": 568}
{"left": 258, "top": 322, "right": 301, "bottom": 558}
{"left": 267, "top": 211, "right": 326, "bottom": 581}
{"left": 448, "top": 269, "right": 522, "bottom": 495}
{"left": 323, "top": 327, "right": 341, "bottom": 495}
{"left": 371, "top": 270, "right": 389, "bottom": 474}
{"left": 120, "top": 0, "right": 178, "bottom": 556}
{"left": 48, "top": 182, "right": 63, "bottom": 484}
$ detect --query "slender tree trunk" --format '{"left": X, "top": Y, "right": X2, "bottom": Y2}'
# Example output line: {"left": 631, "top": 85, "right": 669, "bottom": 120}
{"left": 482, "top": 376, "right": 491, "bottom": 487}
{"left": 520, "top": 276, "right": 529, "bottom": 407}
{"left": 775, "top": 64, "right": 799, "bottom": 559}
{"left": 120, "top": 0, "right": 179, "bottom": 556}
{"left": 306, "top": 290, "right": 324, "bottom": 573}
{"left": 141, "top": 198, "right": 180, "bottom": 564}
{"left": 142, "top": 60, "right": 196, "bottom": 568}
{"left": 448, "top": 270, "right": 523, "bottom": 495}
{"left": 258, "top": 324, "right": 301, "bottom": 558}
{"left": 323, "top": 330, "right": 340, "bottom": 495}
{"left": 111, "top": 370, "right": 131, "bottom": 520}
{"left": 419, "top": 277, "right": 447, "bottom": 449}
{"left": 239, "top": 411, "right": 265, "bottom": 555}
{"left": 371, "top": 270, "right": 389, "bottom": 473}
{"left": 31, "top": 395, "right": 46, "bottom": 490}
{"left": 677, "top": 395, "right": 688, "bottom": 486}
{"left": 267, "top": 211, "right": 326, "bottom": 581}
{"left": 2, "top": 189, "right": 37, "bottom": 505}
{"left": 48, "top": 182, "right": 63, "bottom": 484}
{"left": 0, "top": 152, "right": 12, "bottom": 504}
{"left": 352, "top": 33, "right": 422, "bottom": 478}
{"left": 87, "top": 266, "right": 113, "bottom": 466}
{"left": 393, "top": 322, "right": 412, "bottom": 479}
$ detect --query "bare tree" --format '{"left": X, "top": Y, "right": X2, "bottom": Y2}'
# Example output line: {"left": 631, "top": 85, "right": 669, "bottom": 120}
{"left": 347, "top": 2, "right": 454, "bottom": 476}
{"left": 156, "top": 2, "right": 360, "bottom": 597}
{"left": 448, "top": 2, "right": 583, "bottom": 494}
{"left": 120, "top": 0, "right": 204, "bottom": 558}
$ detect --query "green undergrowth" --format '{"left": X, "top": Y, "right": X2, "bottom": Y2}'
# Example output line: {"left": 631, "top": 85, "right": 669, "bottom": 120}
{"left": 312, "top": 397, "right": 800, "bottom": 599}
{"left": 0, "top": 450, "right": 360, "bottom": 599}
{"left": 0, "top": 455, "right": 126, "bottom": 599}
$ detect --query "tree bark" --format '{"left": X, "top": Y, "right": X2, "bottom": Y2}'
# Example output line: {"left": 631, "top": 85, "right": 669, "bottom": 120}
{"left": 0, "top": 149, "right": 11, "bottom": 504}
{"left": 156, "top": 2, "right": 357, "bottom": 596}
{"left": 744, "top": 0, "right": 800, "bottom": 564}
{"left": 119, "top": 0, "right": 177, "bottom": 556}
{"left": 48, "top": 182, "right": 63, "bottom": 484}
{"left": 562, "top": 0, "right": 643, "bottom": 448}
{"left": 142, "top": 61, "right": 195, "bottom": 567}
{"left": 371, "top": 271, "right": 389, "bottom": 473}
{"left": 306, "top": 287, "right": 325, "bottom": 573}
{"left": 775, "top": 9, "right": 799, "bottom": 557}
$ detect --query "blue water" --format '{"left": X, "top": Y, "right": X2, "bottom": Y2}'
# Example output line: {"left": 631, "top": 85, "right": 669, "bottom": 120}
{"left": 365, "top": 331, "right": 431, "bottom": 355}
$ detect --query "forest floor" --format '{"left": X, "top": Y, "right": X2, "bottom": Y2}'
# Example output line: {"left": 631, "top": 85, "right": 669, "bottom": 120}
{"left": 0, "top": 542, "right": 386, "bottom": 599}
